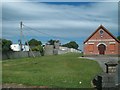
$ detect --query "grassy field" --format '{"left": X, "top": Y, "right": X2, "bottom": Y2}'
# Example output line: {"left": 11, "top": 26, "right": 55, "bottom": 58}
{"left": 2, "top": 53, "right": 102, "bottom": 88}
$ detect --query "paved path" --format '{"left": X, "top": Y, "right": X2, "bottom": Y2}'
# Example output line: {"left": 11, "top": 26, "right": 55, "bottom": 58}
{"left": 83, "top": 56, "right": 119, "bottom": 72}
{"left": 79, "top": 56, "right": 120, "bottom": 84}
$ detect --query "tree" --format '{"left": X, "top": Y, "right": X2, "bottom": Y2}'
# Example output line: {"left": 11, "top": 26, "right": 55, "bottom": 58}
{"left": 117, "top": 36, "right": 120, "bottom": 41}
{"left": 62, "top": 41, "right": 79, "bottom": 49}
{"left": 47, "top": 39, "right": 59, "bottom": 45}
{"left": 2, "top": 39, "right": 12, "bottom": 52}
{"left": 31, "top": 45, "right": 43, "bottom": 51}
{"left": 28, "top": 39, "right": 44, "bottom": 55}
{"left": 31, "top": 45, "right": 44, "bottom": 56}
{"left": 28, "top": 39, "right": 42, "bottom": 46}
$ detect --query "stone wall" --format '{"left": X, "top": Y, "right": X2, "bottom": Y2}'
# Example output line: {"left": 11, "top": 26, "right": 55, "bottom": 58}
{"left": 2, "top": 51, "right": 41, "bottom": 60}
{"left": 44, "top": 45, "right": 54, "bottom": 56}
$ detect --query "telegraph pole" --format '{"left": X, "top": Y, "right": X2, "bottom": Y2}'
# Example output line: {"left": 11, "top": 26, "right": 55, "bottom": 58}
{"left": 20, "top": 21, "right": 23, "bottom": 51}
{"left": 20, "top": 22, "right": 35, "bottom": 57}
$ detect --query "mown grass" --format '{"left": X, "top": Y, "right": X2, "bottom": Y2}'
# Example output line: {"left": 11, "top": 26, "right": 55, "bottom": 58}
{"left": 2, "top": 53, "right": 102, "bottom": 88}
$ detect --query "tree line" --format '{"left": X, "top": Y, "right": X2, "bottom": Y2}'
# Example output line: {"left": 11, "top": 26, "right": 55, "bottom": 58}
{"left": 1, "top": 38, "right": 79, "bottom": 53}
{"left": 2, "top": 35, "right": 120, "bottom": 53}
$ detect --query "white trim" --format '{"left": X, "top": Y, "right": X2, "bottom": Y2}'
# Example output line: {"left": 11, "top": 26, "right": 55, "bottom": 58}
{"left": 88, "top": 39, "right": 115, "bottom": 42}
{"left": 88, "top": 43, "right": 94, "bottom": 44}
{"left": 97, "top": 43, "right": 107, "bottom": 47}
{"left": 109, "top": 42, "right": 116, "bottom": 44}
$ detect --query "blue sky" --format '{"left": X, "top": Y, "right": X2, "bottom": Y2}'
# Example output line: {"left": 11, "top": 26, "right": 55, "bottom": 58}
{"left": 2, "top": 0, "right": 119, "bottom": 50}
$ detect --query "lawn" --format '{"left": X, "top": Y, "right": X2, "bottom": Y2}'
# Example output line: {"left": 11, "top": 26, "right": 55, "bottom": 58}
{"left": 2, "top": 53, "right": 102, "bottom": 88}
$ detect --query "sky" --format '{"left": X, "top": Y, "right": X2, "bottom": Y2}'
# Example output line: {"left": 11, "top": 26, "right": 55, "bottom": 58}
{"left": 1, "top": 0, "right": 119, "bottom": 50}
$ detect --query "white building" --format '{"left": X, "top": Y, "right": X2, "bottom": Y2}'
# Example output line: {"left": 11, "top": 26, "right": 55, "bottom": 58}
{"left": 58, "top": 46, "right": 81, "bottom": 54}
{"left": 10, "top": 44, "right": 30, "bottom": 51}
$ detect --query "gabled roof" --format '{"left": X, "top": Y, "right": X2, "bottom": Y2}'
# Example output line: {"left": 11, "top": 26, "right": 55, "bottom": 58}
{"left": 84, "top": 25, "right": 120, "bottom": 44}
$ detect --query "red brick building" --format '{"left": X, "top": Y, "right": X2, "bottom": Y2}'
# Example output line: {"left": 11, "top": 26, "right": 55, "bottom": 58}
{"left": 83, "top": 25, "right": 120, "bottom": 56}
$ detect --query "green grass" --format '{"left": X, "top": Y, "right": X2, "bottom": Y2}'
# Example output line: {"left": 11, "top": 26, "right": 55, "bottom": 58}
{"left": 2, "top": 53, "right": 102, "bottom": 88}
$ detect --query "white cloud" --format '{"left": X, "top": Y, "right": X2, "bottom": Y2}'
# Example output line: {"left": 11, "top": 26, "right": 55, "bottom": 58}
{"left": 2, "top": 0, "right": 27, "bottom": 2}
{"left": 2, "top": 0, "right": 120, "bottom": 2}
{"left": 2, "top": 1, "right": 118, "bottom": 47}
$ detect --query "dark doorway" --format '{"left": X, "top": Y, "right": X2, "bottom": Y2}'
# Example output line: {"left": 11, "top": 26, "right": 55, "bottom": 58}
{"left": 98, "top": 44, "right": 106, "bottom": 55}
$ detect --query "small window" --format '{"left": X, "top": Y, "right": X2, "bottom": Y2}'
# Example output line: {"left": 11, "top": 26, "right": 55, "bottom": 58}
{"left": 99, "top": 30, "right": 104, "bottom": 35}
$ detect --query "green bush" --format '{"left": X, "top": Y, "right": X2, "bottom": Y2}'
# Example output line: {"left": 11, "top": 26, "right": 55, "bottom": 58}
{"left": 31, "top": 45, "right": 44, "bottom": 56}
{"left": 2, "top": 39, "right": 12, "bottom": 52}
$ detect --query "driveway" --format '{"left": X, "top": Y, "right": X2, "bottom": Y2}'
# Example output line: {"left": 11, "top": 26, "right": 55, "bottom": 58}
{"left": 83, "top": 56, "right": 119, "bottom": 72}
{"left": 80, "top": 56, "right": 120, "bottom": 84}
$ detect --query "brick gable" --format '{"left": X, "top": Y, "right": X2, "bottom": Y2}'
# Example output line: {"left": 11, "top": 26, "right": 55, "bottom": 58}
{"left": 83, "top": 25, "right": 120, "bottom": 55}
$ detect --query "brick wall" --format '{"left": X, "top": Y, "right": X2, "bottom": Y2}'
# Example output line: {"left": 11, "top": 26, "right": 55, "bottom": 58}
{"left": 84, "top": 26, "right": 120, "bottom": 55}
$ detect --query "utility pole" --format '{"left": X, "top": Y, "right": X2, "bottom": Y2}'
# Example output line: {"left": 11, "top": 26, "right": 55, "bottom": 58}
{"left": 20, "top": 22, "right": 35, "bottom": 57}
{"left": 20, "top": 21, "right": 23, "bottom": 51}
